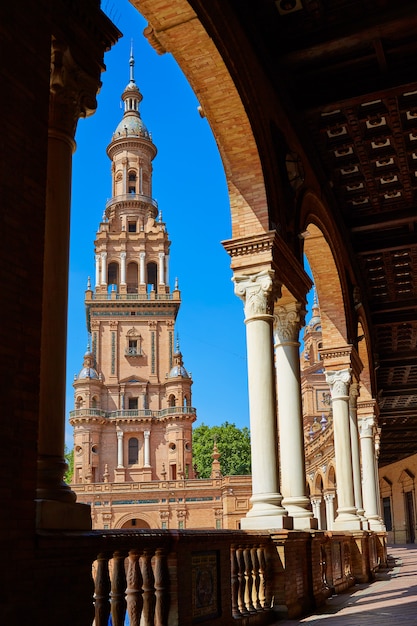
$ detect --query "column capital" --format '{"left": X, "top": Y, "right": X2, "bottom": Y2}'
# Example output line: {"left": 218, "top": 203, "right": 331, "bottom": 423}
{"left": 325, "top": 368, "right": 352, "bottom": 399}
{"left": 273, "top": 301, "right": 306, "bottom": 345}
{"left": 359, "top": 416, "right": 375, "bottom": 438}
{"left": 120, "top": 252, "right": 126, "bottom": 259}
{"left": 49, "top": 38, "right": 101, "bottom": 141}
{"left": 324, "top": 492, "right": 335, "bottom": 503}
{"left": 233, "top": 270, "right": 280, "bottom": 320}
{"left": 349, "top": 381, "right": 360, "bottom": 407}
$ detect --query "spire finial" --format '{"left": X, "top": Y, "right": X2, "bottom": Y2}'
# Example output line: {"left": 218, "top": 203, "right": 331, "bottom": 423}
{"left": 129, "top": 40, "right": 135, "bottom": 84}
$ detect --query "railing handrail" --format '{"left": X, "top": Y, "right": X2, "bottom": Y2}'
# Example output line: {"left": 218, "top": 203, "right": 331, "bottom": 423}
{"left": 105, "top": 193, "right": 158, "bottom": 210}
{"left": 69, "top": 406, "right": 196, "bottom": 420}
{"left": 90, "top": 292, "right": 174, "bottom": 301}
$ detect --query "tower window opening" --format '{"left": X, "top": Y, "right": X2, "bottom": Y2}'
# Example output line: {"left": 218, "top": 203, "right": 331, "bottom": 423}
{"left": 128, "top": 221, "right": 137, "bottom": 232}
{"left": 129, "top": 186, "right": 136, "bottom": 194}
{"left": 128, "top": 172, "right": 136, "bottom": 182}
{"left": 128, "top": 397, "right": 138, "bottom": 410}
{"left": 147, "top": 262, "right": 157, "bottom": 292}
{"left": 107, "top": 262, "right": 119, "bottom": 289}
{"left": 168, "top": 394, "right": 176, "bottom": 407}
{"left": 128, "top": 437, "right": 139, "bottom": 464}
{"left": 127, "top": 261, "right": 138, "bottom": 293}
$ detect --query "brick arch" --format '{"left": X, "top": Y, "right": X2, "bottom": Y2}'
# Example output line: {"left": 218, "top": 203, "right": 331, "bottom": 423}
{"left": 114, "top": 511, "right": 153, "bottom": 529}
{"left": 131, "top": 0, "right": 269, "bottom": 238}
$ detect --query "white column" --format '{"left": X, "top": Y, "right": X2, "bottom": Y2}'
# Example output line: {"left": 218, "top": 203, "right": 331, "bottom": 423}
{"left": 274, "top": 302, "right": 315, "bottom": 528}
{"left": 166, "top": 253, "right": 170, "bottom": 287}
{"left": 311, "top": 497, "right": 322, "bottom": 529}
{"left": 349, "top": 382, "right": 366, "bottom": 522}
{"left": 100, "top": 251, "right": 107, "bottom": 285}
{"left": 324, "top": 492, "right": 335, "bottom": 530}
{"left": 117, "top": 430, "right": 124, "bottom": 468}
{"left": 325, "top": 369, "right": 362, "bottom": 530}
{"left": 139, "top": 252, "right": 146, "bottom": 285}
{"left": 158, "top": 252, "right": 165, "bottom": 285}
{"left": 234, "top": 271, "right": 291, "bottom": 530}
{"left": 120, "top": 252, "right": 126, "bottom": 285}
{"left": 144, "top": 430, "right": 151, "bottom": 468}
{"left": 95, "top": 254, "right": 100, "bottom": 289}
{"left": 360, "top": 417, "right": 385, "bottom": 530}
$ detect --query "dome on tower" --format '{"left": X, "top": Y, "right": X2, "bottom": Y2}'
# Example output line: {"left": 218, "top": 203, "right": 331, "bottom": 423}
{"left": 168, "top": 337, "right": 190, "bottom": 378}
{"left": 110, "top": 45, "right": 152, "bottom": 142}
{"left": 168, "top": 363, "right": 190, "bottom": 379}
{"left": 112, "top": 114, "right": 150, "bottom": 140}
{"left": 76, "top": 348, "right": 99, "bottom": 380}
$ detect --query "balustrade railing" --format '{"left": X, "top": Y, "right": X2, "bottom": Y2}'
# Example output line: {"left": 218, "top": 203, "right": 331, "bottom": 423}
{"left": 69, "top": 406, "right": 196, "bottom": 420}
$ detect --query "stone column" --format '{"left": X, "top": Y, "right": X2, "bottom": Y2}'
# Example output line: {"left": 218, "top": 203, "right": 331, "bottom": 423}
{"left": 324, "top": 492, "right": 335, "bottom": 530}
{"left": 117, "top": 430, "right": 124, "bottom": 468}
{"left": 234, "top": 271, "right": 291, "bottom": 530}
{"left": 158, "top": 251, "right": 165, "bottom": 285}
{"left": 139, "top": 252, "right": 146, "bottom": 285}
{"left": 144, "top": 430, "right": 151, "bottom": 468}
{"left": 349, "top": 382, "right": 366, "bottom": 523}
{"left": 360, "top": 417, "right": 385, "bottom": 530}
{"left": 95, "top": 254, "right": 100, "bottom": 288}
{"left": 36, "top": 39, "right": 102, "bottom": 530}
{"left": 325, "top": 369, "right": 362, "bottom": 530}
{"left": 120, "top": 252, "right": 126, "bottom": 285}
{"left": 100, "top": 251, "right": 107, "bottom": 285}
{"left": 311, "top": 497, "right": 323, "bottom": 529}
{"left": 274, "top": 302, "right": 315, "bottom": 528}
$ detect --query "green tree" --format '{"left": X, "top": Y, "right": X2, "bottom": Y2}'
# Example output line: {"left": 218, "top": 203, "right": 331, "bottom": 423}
{"left": 64, "top": 446, "right": 74, "bottom": 484}
{"left": 192, "top": 422, "right": 251, "bottom": 478}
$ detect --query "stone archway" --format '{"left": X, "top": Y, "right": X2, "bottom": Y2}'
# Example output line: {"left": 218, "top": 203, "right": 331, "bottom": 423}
{"left": 120, "top": 517, "right": 151, "bottom": 529}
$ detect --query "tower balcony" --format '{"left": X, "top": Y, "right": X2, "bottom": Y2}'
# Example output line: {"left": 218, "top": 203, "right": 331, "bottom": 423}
{"left": 69, "top": 406, "right": 196, "bottom": 421}
{"left": 105, "top": 193, "right": 158, "bottom": 212}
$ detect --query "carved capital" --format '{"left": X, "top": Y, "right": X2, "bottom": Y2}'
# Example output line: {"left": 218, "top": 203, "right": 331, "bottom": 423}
{"left": 49, "top": 38, "right": 101, "bottom": 139}
{"left": 349, "top": 381, "right": 360, "bottom": 408}
{"left": 359, "top": 416, "right": 375, "bottom": 438}
{"left": 273, "top": 302, "right": 305, "bottom": 344}
{"left": 233, "top": 270, "right": 280, "bottom": 320}
{"left": 325, "top": 368, "right": 352, "bottom": 399}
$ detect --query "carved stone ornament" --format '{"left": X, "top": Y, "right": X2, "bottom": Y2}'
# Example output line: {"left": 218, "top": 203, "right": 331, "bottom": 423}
{"left": 273, "top": 302, "right": 305, "bottom": 344}
{"left": 49, "top": 38, "right": 101, "bottom": 138}
{"left": 359, "top": 416, "right": 374, "bottom": 438}
{"left": 325, "top": 369, "right": 352, "bottom": 399}
{"left": 233, "top": 270, "right": 279, "bottom": 319}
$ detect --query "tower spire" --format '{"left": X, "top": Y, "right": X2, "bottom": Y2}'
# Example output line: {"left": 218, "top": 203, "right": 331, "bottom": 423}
{"left": 129, "top": 40, "right": 135, "bottom": 85}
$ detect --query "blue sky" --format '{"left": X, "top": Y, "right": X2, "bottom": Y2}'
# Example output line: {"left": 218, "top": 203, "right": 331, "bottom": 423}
{"left": 66, "top": 2, "right": 249, "bottom": 446}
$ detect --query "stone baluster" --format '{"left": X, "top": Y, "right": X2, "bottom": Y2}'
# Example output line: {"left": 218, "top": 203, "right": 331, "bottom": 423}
{"left": 231, "top": 546, "right": 240, "bottom": 619}
{"left": 153, "top": 548, "right": 168, "bottom": 626}
{"left": 257, "top": 546, "right": 267, "bottom": 608}
{"left": 236, "top": 546, "right": 248, "bottom": 615}
{"left": 243, "top": 547, "right": 255, "bottom": 613}
{"left": 94, "top": 553, "right": 111, "bottom": 626}
{"left": 110, "top": 551, "right": 127, "bottom": 626}
{"left": 140, "top": 550, "right": 155, "bottom": 626}
{"left": 126, "top": 550, "right": 143, "bottom": 626}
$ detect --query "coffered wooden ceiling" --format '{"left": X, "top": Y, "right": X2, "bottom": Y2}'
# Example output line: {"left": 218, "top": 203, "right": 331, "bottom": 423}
{"left": 189, "top": 0, "right": 417, "bottom": 466}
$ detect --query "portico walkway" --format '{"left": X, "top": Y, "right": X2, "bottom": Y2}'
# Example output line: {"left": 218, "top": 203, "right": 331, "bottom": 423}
{"left": 277, "top": 544, "right": 417, "bottom": 625}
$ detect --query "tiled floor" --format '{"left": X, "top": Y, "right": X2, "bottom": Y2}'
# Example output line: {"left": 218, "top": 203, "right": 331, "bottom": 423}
{"left": 276, "top": 544, "right": 417, "bottom": 625}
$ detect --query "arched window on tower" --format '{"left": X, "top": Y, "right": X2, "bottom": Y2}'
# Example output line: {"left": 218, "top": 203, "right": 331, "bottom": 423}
{"left": 127, "top": 261, "right": 138, "bottom": 294}
{"left": 147, "top": 262, "right": 157, "bottom": 293}
{"left": 128, "top": 171, "right": 137, "bottom": 194}
{"left": 128, "top": 437, "right": 139, "bottom": 465}
{"left": 91, "top": 396, "right": 98, "bottom": 408}
{"left": 76, "top": 396, "right": 83, "bottom": 409}
{"left": 108, "top": 262, "right": 119, "bottom": 292}
{"left": 168, "top": 394, "right": 176, "bottom": 407}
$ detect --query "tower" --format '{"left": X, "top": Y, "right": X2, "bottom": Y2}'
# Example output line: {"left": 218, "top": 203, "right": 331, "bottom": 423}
{"left": 70, "top": 49, "right": 196, "bottom": 488}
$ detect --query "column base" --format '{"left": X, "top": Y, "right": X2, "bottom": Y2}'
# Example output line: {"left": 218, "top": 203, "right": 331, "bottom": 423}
{"left": 332, "top": 513, "right": 363, "bottom": 531}
{"left": 368, "top": 517, "right": 386, "bottom": 532}
{"left": 292, "top": 516, "right": 318, "bottom": 530}
{"left": 241, "top": 514, "right": 293, "bottom": 530}
{"left": 36, "top": 499, "right": 92, "bottom": 530}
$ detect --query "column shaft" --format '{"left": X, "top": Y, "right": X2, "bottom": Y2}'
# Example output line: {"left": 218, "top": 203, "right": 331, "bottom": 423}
{"left": 360, "top": 418, "right": 385, "bottom": 530}
{"left": 234, "top": 272, "right": 290, "bottom": 530}
{"left": 274, "top": 303, "right": 315, "bottom": 528}
{"left": 326, "top": 369, "right": 362, "bottom": 530}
